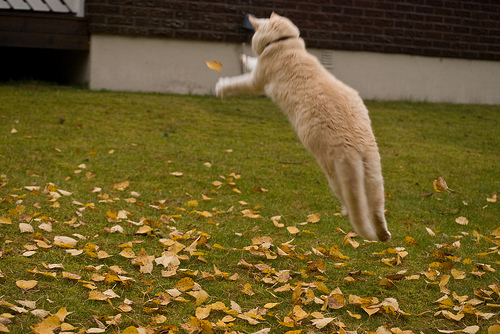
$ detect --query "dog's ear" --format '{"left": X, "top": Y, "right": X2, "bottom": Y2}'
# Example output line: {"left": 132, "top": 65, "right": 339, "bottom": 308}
{"left": 249, "top": 15, "right": 265, "bottom": 30}
{"left": 270, "top": 12, "right": 281, "bottom": 19}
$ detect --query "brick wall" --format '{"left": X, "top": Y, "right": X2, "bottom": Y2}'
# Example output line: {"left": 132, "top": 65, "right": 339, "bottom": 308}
{"left": 85, "top": 0, "right": 500, "bottom": 61}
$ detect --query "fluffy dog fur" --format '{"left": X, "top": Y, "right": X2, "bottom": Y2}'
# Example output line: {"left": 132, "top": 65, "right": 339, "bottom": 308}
{"left": 215, "top": 13, "right": 391, "bottom": 241}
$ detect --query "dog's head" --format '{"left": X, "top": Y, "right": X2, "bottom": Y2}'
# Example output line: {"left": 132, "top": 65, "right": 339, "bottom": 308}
{"left": 249, "top": 13, "right": 300, "bottom": 56}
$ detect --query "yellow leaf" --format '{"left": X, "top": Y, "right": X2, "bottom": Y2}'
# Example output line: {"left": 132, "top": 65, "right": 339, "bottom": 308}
{"left": 486, "top": 193, "right": 497, "bottom": 203}
{"left": 54, "top": 307, "right": 71, "bottom": 322}
{"left": 97, "top": 250, "right": 112, "bottom": 259}
{"left": 60, "top": 323, "right": 77, "bottom": 331}
{"left": 241, "top": 209, "right": 261, "bottom": 219}
{"left": 347, "top": 310, "right": 362, "bottom": 319}
{"left": 324, "top": 287, "right": 345, "bottom": 310}
{"left": 404, "top": 236, "right": 419, "bottom": 245}
{"left": 307, "top": 213, "right": 320, "bottom": 223}
{"left": 264, "top": 302, "right": 280, "bottom": 309}
{"left": 181, "top": 316, "right": 213, "bottom": 333}
{"left": 439, "top": 274, "right": 451, "bottom": 294}
{"left": 135, "top": 225, "right": 153, "bottom": 234}
{"left": 187, "top": 290, "right": 210, "bottom": 306}
{"left": 53, "top": 236, "right": 78, "bottom": 248}
{"left": 314, "top": 281, "right": 330, "bottom": 294}
{"left": 242, "top": 283, "right": 254, "bottom": 296}
{"left": 88, "top": 290, "right": 109, "bottom": 301}
{"left": 213, "top": 243, "right": 226, "bottom": 250}
{"left": 292, "top": 305, "right": 308, "bottom": 321}
{"left": 451, "top": 269, "right": 466, "bottom": 280}
{"left": 433, "top": 176, "right": 451, "bottom": 192}
{"left": 175, "top": 277, "right": 195, "bottom": 292}
{"left": 488, "top": 325, "right": 500, "bottom": 334}
{"left": 121, "top": 326, "right": 139, "bottom": 334}
{"left": 277, "top": 316, "right": 294, "bottom": 328}
{"left": 195, "top": 306, "right": 211, "bottom": 320}
{"left": 330, "top": 245, "right": 349, "bottom": 260}
{"left": 62, "top": 272, "right": 82, "bottom": 280}
{"left": 287, "top": 226, "right": 300, "bottom": 234}
{"left": 31, "top": 315, "right": 60, "bottom": 334}
{"left": 197, "top": 211, "right": 213, "bottom": 218}
{"left": 441, "top": 309, "right": 464, "bottom": 321}
{"left": 307, "top": 258, "right": 326, "bottom": 273}
{"left": 119, "top": 248, "right": 136, "bottom": 259}
{"left": 379, "top": 278, "right": 395, "bottom": 288}
{"left": 151, "top": 314, "right": 167, "bottom": 324}
{"left": 113, "top": 180, "right": 129, "bottom": 191}
{"left": 187, "top": 200, "right": 198, "bottom": 207}
{"left": 435, "top": 295, "right": 454, "bottom": 308}
{"left": 16, "top": 280, "right": 38, "bottom": 290}
{"left": 206, "top": 60, "right": 223, "bottom": 73}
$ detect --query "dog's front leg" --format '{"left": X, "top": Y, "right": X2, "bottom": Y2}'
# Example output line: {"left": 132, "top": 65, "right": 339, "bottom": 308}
{"left": 241, "top": 55, "right": 258, "bottom": 73}
{"left": 215, "top": 73, "right": 263, "bottom": 98}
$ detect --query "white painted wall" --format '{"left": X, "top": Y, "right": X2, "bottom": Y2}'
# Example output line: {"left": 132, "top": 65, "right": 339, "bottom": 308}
{"left": 89, "top": 34, "right": 500, "bottom": 104}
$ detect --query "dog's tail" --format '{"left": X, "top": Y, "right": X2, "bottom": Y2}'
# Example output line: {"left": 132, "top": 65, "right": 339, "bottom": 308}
{"left": 335, "top": 152, "right": 390, "bottom": 241}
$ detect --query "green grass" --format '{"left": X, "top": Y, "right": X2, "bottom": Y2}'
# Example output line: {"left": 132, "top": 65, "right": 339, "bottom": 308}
{"left": 0, "top": 83, "right": 499, "bottom": 333}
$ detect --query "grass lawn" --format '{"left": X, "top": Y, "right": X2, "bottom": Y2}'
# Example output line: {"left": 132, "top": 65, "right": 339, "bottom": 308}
{"left": 0, "top": 83, "right": 499, "bottom": 334}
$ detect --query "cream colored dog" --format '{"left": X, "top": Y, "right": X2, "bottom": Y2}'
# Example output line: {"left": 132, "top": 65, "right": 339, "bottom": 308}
{"left": 216, "top": 13, "right": 390, "bottom": 241}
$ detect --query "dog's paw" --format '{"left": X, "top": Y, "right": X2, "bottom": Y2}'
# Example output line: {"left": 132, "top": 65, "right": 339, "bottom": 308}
{"left": 240, "top": 54, "right": 248, "bottom": 65}
{"left": 215, "top": 77, "right": 228, "bottom": 99}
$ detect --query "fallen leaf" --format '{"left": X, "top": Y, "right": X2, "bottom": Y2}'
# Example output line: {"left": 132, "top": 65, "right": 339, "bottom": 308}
{"left": 307, "top": 213, "right": 320, "bottom": 223}
{"left": 311, "top": 317, "right": 334, "bottom": 329}
{"left": 287, "top": 226, "right": 300, "bottom": 235}
{"left": 426, "top": 227, "right": 436, "bottom": 236}
{"left": 88, "top": 290, "right": 109, "bottom": 301}
{"left": 19, "top": 223, "right": 34, "bottom": 233}
{"left": 451, "top": 269, "right": 466, "bottom": 280}
{"left": 113, "top": 180, "right": 129, "bottom": 191}
{"left": 434, "top": 176, "right": 452, "bottom": 192}
{"left": 16, "top": 280, "right": 38, "bottom": 290}
{"left": 462, "top": 325, "right": 480, "bottom": 334}
{"left": 455, "top": 216, "right": 469, "bottom": 225}
{"left": 242, "top": 283, "right": 255, "bottom": 296}
{"left": 404, "top": 236, "right": 418, "bottom": 245}
{"left": 347, "top": 310, "right": 362, "bottom": 319}
{"left": 242, "top": 209, "right": 261, "bottom": 219}
{"left": 323, "top": 287, "right": 345, "bottom": 310}
{"left": 486, "top": 193, "right": 497, "bottom": 203}
{"left": 175, "top": 277, "right": 195, "bottom": 292}
{"left": 53, "top": 236, "right": 78, "bottom": 248}
{"left": 488, "top": 325, "right": 500, "bottom": 334}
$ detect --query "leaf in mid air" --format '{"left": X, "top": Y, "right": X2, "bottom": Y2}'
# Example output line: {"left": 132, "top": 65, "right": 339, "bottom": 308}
{"left": 206, "top": 61, "right": 223, "bottom": 73}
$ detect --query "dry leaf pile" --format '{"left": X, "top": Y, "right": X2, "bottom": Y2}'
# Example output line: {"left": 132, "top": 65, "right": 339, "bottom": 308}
{"left": 0, "top": 172, "right": 499, "bottom": 333}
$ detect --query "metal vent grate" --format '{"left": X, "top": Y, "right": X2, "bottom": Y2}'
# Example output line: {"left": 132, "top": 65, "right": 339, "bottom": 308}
{"left": 320, "top": 49, "right": 334, "bottom": 72}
